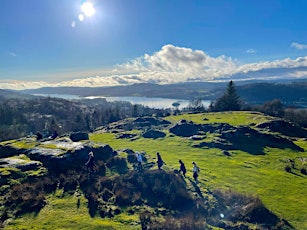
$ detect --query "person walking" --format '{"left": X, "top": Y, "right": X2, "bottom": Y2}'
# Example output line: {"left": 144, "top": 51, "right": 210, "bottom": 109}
{"left": 157, "top": 152, "right": 164, "bottom": 170}
{"left": 192, "top": 162, "right": 200, "bottom": 183}
{"left": 178, "top": 159, "right": 187, "bottom": 177}
{"left": 85, "top": 151, "right": 95, "bottom": 173}
{"left": 136, "top": 152, "right": 143, "bottom": 171}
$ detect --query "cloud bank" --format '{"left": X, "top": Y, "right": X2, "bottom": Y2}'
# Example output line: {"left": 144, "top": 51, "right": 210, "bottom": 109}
{"left": 291, "top": 42, "right": 307, "bottom": 50}
{"left": 1, "top": 44, "right": 307, "bottom": 90}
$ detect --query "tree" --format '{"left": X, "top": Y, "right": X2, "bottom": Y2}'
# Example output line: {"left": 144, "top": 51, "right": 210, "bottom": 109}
{"left": 172, "top": 102, "right": 180, "bottom": 111}
{"left": 210, "top": 80, "right": 241, "bottom": 111}
{"left": 188, "top": 99, "right": 205, "bottom": 112}
{"left": 261, "top": 99, "right": 284, "bottom": 117}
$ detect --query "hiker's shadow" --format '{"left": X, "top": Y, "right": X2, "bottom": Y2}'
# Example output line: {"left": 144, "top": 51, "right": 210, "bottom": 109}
{"left": 188, "top": 178, "right": 204, "bottom": 199}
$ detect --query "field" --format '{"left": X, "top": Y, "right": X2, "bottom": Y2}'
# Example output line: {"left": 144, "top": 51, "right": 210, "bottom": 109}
{"left": 3, "top": 111, "right": 307, "bottom": 229}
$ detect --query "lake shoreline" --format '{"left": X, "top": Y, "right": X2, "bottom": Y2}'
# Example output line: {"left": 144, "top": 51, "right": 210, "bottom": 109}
{"left": 33, "top": 94, "right": 211, "bottom": 109}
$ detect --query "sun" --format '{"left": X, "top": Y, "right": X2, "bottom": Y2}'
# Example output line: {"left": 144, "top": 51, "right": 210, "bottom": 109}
{"left": 81, "top": 2, "right": 95, "bottom": 17}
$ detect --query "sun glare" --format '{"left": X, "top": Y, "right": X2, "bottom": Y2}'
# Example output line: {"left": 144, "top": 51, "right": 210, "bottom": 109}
{"left": 81, "top": 2, "right": 95, "bottom": 17}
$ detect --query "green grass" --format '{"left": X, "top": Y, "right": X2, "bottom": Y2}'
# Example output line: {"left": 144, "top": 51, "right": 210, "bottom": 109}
{"left": 4, "top": 138, "right": 37, "bottom": 149}
{"left": 5, "top": 190, "right": 141, "bottom": 230}
{"left": 89, "top": 112, "right": 307, "bottom": 229}
{"left": 3, "top": 111, "right": 307, "bottom": 229}
{"left": 165, "top": 111, "right": 274, "bottom": 126}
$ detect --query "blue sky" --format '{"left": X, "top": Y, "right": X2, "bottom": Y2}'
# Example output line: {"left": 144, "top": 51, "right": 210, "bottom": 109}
{"left": 1, "top": 0, "right": 307, "bottom": 89}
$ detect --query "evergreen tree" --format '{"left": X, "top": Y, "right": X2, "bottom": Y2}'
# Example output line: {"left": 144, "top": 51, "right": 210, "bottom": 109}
{"left": 210, "top": 80, "right": 241, "bottom": 111}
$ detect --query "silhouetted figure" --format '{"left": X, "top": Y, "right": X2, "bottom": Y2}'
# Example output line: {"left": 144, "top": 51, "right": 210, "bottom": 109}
{"left": 85, "top": 151, "right": 95, "bottom": 173}
{"left": 192, "top": 162, "right": 200, "bottom": 183}
{"left": 136, "top": 152, "right": 143, "bottom": 171}
{"left": 178, "top": 159, "right": 187, "bottom": 177}
{"left": 36, "top": 132, "right": 43, "bottom": 140}
{"left": 51, "top": 130, "right": 58, "bottom": 139}
{"left": 157, "top": 152, "right": 164, "bottom": 170}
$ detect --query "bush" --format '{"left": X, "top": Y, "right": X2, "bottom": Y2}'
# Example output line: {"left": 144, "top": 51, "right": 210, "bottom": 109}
{"left": 284, "top": 164, "right": 292, "bottom": 173}
{"left": 106, "top": 156, "right": 128, "bottom": 174}
{"left": 300, "top": 167, "right": 307, "bottom": 175}
{"left": 140, "top": 210, "right": 207, "bottom": 230}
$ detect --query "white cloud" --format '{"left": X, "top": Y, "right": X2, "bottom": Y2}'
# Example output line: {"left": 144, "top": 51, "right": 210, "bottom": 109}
{"left": 1, "top": 44, "right": 307, "bottom": 90}
{"left": 291, "top": 42, "right": 307, "bottom": 50}
{"left": 118, "top": 44, "right": 238, "bottom": 83}
{"left": 246, "top": 49, "right": 256, "bottom": 54}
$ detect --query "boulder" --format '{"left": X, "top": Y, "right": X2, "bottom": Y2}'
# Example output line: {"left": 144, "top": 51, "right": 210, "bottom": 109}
{"left": 0, "top": 145, "right": 24, "bottom": 158}
{"left": 134, "top": 117, "right": 171, "bottom": 126}
{"left": 169, "top": 123, "right": 200, "bottom": 137}
{"left": 189, "top": 135, "right": 205, "bottom": 140}
{"left": 256, "top": 120, "right": 307, "bottom": 138}
{"left": 69, "top": 132, "right": 89, "bottom": 142}
{"left": 117, "top": 133, "right": 137, "bottom": 139}
{"left": 142, "top": 130, "right": 166, "bottom": 139}
{"left": 0, "top": 158, "right": 42, "bottom": 171}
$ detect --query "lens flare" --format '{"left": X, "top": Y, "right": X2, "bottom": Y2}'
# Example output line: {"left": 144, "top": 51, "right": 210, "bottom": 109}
{"left": 81, "top": 2, "right": 95, "bottom": 17}
{"left": 78, "top": 14, "right": 84, "bottom": 22}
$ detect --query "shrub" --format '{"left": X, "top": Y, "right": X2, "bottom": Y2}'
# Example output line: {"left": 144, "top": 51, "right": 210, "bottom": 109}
{"left": 284, "top": 164, "right": 292, "bottom": 173}
{"left": 140, "top": 210, "right": 207, "bottom": 230}
{"left": 106, "top": 156, "right": 128, "bottom": 174}
{"left": 3, "top": 182, "right": 46, "bottom": 217}
{"left": 300, "top": 167, "right": 307, "bottom": 175}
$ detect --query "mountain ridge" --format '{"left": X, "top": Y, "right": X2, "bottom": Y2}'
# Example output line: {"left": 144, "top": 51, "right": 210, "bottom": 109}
{"left": 17, "top": 80, "right": 307, "bottom": 106}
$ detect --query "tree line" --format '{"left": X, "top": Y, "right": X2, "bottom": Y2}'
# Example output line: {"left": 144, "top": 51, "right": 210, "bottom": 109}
{"left": 0, "top": 96, "right": 171, "bottom": 141}
{"left": 207, "top": 80, "right": 307, "bottom": 128}
{"left": 1, "top": 81, "right": 306, "bottom": 141}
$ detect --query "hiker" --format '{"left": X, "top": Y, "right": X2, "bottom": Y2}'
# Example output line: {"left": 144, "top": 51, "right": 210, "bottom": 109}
{"left": 136, "top": 152, "right": 143, "bottom": 171}
{"left": 192, "top": 162, "right": 200, "bottom": 183}
{"left": 178, "top": 159, "right": 187, "bottom": 177}
{"left": 51, "top": 130, "right": 58, "bottom": 139}
{"left": 85, "top": 151, "right": 95, "bottom": 172}
{"left": 36, "top": 132, "right": 43, "bottom": 140}
{"left": 157, "top": 152, "right": 164, "bottom": 170}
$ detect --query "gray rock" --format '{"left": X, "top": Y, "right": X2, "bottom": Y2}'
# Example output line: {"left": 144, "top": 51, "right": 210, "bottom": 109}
{"left": 169, "top": 123, "right": 200, "bottom": 137}
{"left": 0, "top": 157, "right": 42, "bottom": 171}
{"left": 142, "top": 130, "right": 166, "bottom": 139}
{"left": 69, "top": 132, "right": 89, "bottom": 142}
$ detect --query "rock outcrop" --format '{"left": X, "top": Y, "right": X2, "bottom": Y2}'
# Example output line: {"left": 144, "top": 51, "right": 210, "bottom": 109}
{"left": 256, "top": 119, "right": 307, "bottom": 138}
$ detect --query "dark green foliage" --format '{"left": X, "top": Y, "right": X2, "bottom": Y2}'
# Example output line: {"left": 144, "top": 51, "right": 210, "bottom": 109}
{"left": 3, "top": 181, "right": 47, "bottom": 217}
{"left": 210, "top": 81, "right": 241, "bottom": 112}
{"left": 187, "top": 99, "right": 205, "bottom": 112}
{"left": 112, "top": 170, "right": 194, "bottom": 210}
{"left": 284, "top": 108, "right": 307, "bottom": 128}
{"left": 211, "top": 189, "right": 291, "bottom": 229}
{"left": 106, "top": 156, "right": 129, "bottom": 174}
{"left": 285, "top": 164, "right": 292, "bottom": 173}
{"left": 0, "top": 96, "right": 171, "bottom": 141}
{"left": 261, "top": 99, "right": 285, "bottom": 117}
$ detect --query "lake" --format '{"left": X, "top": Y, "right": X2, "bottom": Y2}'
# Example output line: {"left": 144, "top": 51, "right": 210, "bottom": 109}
{"left": 34, "top": 94, "right": 211, "bottom": 109}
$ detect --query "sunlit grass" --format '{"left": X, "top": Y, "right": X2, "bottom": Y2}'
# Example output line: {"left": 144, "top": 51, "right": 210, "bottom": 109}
{"left": 165, "top": 111, "right": 273, "bottom": 126}
{"left": 5, "top": 191, "right": 140, "bottom": 230}
{"left": 89, "top": 111, "right": 307, "bottom": 229}
{"left": 3, "top": 111, "right": 307, "bottom": 229}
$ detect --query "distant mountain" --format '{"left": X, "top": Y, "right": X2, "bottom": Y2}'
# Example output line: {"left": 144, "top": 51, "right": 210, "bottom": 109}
{"left": 17, "top": 79, "right": 307, "bottom": 106}
{"left": 237, "top": 81, "right": 307, "bottom": 105}
{"left": 19, "top": 82, "right": 226, "bottom": 100}
{"left": 0, "top": 89, "right": 36, "bottom": 99}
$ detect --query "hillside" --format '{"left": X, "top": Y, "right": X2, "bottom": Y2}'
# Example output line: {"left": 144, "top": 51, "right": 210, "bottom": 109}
{"left": 0, "top": 111, "right": 306, "bottom": 229}
{"left": 19, "top": 80, "right": 307, "bottom": 106}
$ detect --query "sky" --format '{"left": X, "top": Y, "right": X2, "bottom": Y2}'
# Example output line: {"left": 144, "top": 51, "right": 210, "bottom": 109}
{"left": 1, "top": 0, "right": 307, "bottom": 90}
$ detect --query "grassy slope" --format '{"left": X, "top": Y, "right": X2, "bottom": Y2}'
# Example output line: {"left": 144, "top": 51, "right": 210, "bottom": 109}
{"left": 90, "top": 111, "right": 307, "bottom": 229}
{"left": 5, "top": 189, "right": 140, "bottom": 230}
{"left": 4, "top": 111, "right": 307, "bottom": 229}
